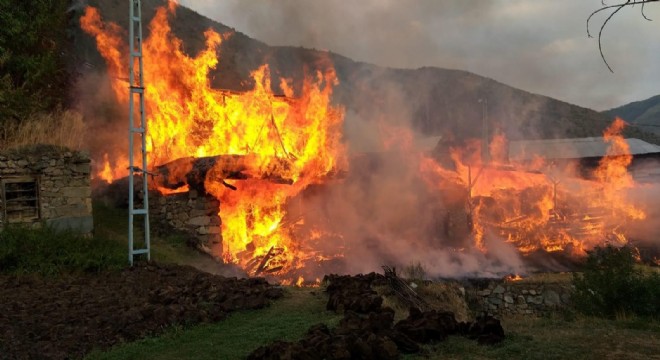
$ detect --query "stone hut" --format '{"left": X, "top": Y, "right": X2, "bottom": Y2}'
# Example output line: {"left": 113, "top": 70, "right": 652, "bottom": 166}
{"left": 0, "top": 145, "right": 93, "bottom": 234}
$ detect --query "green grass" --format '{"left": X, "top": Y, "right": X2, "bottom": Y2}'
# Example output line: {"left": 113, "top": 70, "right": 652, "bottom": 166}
{"left": 407, "top": 315, "right": 660, "bottom": 360}
{"left": 93, "top": 201, "right": 211, "bottom": 266}
{"left": 85, "top": 287, "right": 341, "bottom": 360}
{"left": 0, "top": 201, "right": 218, "bottom": 275}
{"left": 0, "top": 225, "right": 125, "bottom": 275}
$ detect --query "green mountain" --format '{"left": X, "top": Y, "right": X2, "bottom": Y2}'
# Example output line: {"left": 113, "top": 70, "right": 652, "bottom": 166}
{"left": 72, "top": 0, "right": 659, "bottom": 146}
{"left": 605, "top": 95, "right": 660, "bottom": 135}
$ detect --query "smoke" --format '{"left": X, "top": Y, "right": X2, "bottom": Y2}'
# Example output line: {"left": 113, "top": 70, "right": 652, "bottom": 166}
{"left": 76, "top": 0, "right": 659, "bottom": 280}
{"left": 179, "top": 0, "right": 660, "bottom": 110}
{"left": 287, "top": 73, "right": 530, "bottom": 279}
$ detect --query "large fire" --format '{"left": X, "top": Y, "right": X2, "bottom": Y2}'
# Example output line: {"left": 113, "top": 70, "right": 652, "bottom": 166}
{"left": 421, "top": 117, "right": 646, "bottom": 259}
{"left": 82, "top": 3, "right": 346, "bottom": 278}
{"left": 82, "top": 2, "right": 651, "bottom": 280}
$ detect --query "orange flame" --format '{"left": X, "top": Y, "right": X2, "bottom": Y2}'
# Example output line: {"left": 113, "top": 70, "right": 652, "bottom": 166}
{"left": 421, "top": 118, "right": 646, "bottom": 256}
{"left": 82, "top": 3, "right": 346, "bottom": 278}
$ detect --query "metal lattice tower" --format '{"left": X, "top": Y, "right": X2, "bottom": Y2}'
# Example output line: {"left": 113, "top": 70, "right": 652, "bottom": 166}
{"left": 128, "top": 0, "right": 150, "bottom": 265}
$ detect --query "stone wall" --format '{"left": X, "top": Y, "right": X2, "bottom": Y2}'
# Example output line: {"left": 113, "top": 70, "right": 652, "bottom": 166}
{"left": 0, "top": 145, "right": 93, "bottom": 234}
{"left": 463, "top": 279, "right": 573, "bottom": 316}
{"left": 149, "top": 189, "right": 222, "bottom": 254}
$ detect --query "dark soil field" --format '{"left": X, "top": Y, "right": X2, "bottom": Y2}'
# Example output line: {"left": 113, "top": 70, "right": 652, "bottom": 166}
{"left": 0, "top": 263, "right": 283, "bottom": 359}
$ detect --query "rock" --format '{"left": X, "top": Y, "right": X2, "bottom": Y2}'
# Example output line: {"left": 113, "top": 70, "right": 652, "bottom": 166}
{"left": 492, "top": 285, "right": 505, "bottom": 294}
{"left": 543, "top": 290, "right": 562, "bottom": 307}
{"left": 187, "top": 216, "right": 211, "bottom": 226}
{"left": 504, "top": 295, "right": 514, "bottom": 304}
{"left": 488, "top": 297, "right": 502, "bottom": 305}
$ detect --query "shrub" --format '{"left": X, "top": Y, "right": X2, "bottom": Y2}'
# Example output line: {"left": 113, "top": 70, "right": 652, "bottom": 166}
{"left": 572, "top": 245, "right": 660, "bottom": 319}
{"left": 0, "top": 225, "right": 126, "bottom": 275}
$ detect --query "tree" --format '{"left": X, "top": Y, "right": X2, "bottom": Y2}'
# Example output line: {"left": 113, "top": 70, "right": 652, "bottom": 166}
{"left": 0, "top": 0, "right": 72, "bottom": 133}
{"left": 587, "top": 0, "right": 659, "bottom": 72}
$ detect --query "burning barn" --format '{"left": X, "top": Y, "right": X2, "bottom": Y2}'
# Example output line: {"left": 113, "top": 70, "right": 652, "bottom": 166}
{"left": 83, "top": 3, "right": 657, "bottom": 282}
{"left": 508, "top": 136, "right": 660, "bottom": 182}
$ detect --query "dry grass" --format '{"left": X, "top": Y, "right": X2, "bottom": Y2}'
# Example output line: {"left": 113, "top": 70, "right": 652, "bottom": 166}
{"left": 517, "top": 272, "right": 574, "bottom": 284}
{"left": 374, "top": 281, "right": 471, "bottom": 322}
{"left": 0, "top": 110, "right": 86, "bottom": 151}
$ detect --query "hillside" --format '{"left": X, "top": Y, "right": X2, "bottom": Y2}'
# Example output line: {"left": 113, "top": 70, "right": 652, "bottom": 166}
{"left": 71, "top": 0, "right": 659, "bottom": 146}
{"left": 605, "top": 95, "right": 660, "bottom": 135}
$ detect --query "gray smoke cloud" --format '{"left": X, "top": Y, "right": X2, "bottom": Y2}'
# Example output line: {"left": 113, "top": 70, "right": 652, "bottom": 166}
{"left": 178, "top": 0, "right": 660, "bottom": 111}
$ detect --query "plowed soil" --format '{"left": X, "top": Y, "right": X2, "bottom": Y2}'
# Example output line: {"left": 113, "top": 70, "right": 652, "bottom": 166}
{"left": 0, "top": 263, "right": 283, "bottom": 360}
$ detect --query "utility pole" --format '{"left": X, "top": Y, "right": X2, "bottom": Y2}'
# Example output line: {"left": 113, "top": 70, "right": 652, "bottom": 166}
{"left": 478, "top": 98, "right": 490, "bottom": 164}
{"left": 128, "top": 0, "right": 150, "bottom": 265}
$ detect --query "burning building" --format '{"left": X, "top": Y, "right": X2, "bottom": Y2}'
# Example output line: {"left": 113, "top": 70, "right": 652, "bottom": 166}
{"left": 81, "top": 2, "right": 656, "bottom": 281}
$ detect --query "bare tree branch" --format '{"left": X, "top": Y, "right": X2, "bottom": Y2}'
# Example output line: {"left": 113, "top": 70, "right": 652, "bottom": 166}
{"left": 587, "top": 0, "right": 658, "bottom": 72}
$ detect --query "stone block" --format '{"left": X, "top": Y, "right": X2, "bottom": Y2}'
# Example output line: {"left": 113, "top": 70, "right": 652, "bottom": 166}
{"left": 190, "top": 209, "right": 208, "bottom": 218}
{"left": 542, "top": 290, "right": 561, "bottom": 307}
{"left": 504, "top": 295, "right": 514, "bottom": 304}
{"left": 197, "top": 226, "right": 221, "bottom": 235}
{"left": 70, "top": 163, "right": 91, "bottom": 174}
{"left": 488, "top": 297, "right": 502, "bottom": 305}
{"left": 54, "top": 203, "right": 89, "bottom": 217}
{"left": 477, "top": 289, "right": 491, "bottom": 296}
{"left": 46, "top": 215, "right": 93, "bottom": 234}
{"left": 188, "top": 216, "right": 211, "bottom": 226}
{"left": 493, "top": 285, "right": 505, "bottom": 294}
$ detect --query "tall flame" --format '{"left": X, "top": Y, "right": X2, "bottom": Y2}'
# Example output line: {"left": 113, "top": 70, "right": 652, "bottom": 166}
{"left": 82, "top": 3, "right": 346, "bottom": 276}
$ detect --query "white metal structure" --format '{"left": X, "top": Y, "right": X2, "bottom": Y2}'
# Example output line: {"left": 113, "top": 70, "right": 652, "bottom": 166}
{"left": 128, "top": 0, "right": 150, "bottom": 265}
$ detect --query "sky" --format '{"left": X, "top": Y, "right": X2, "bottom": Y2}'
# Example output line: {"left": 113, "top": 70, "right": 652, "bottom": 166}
{"left": 177, "top": 0, "right": 660, "bottom": 111}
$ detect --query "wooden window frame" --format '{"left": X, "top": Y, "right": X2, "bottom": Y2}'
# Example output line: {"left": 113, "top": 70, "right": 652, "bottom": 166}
{"left": 1, "top": 176, "right": 41, "bottom": 224}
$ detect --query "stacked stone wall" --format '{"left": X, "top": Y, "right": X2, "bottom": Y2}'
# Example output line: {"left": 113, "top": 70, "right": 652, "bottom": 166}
{"left": 464, "top": 279, "right": 573, "bottom": 316}
{"left": 0, "top": 145, "right": 93, "bottom": 234}
{"left": 149, "top": 189, "right": 221, "bottom": 253}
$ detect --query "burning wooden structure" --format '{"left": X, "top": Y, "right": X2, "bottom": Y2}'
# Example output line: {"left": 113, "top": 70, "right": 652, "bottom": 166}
{"left": 83, "top": 2, "right": 657, "bottom": 282}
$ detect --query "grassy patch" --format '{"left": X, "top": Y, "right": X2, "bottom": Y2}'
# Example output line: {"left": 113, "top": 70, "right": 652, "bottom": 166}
{"left": 0, "top": 225, "right": 125, "bottom": 275}
{"left": 85, "top": 287, "right": 341, "bottom": 360}
{"left": 93, "top": 201, "right": 210, "bottom": 266}
{"left": 407, "top": 315, "right": 660, "bottom": 360}
{"left": 0, "top": 201, "right": 215, "bottom": 275}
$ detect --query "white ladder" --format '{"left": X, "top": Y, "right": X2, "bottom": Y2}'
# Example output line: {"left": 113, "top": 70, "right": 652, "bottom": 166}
{"left": 128, "top": 0, "right": 150, "bottom": 265}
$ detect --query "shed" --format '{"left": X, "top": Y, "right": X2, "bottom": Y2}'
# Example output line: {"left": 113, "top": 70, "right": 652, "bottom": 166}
{"left": 0, "top": 145, "right": 93, "bottom": 234}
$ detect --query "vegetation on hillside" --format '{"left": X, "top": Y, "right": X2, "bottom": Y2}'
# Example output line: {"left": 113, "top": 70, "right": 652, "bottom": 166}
{"left": 0, "top": 0, "right": 74, "bottom": 143}
{"left": 605, "top": 94, "right": 660, "bottom": 135}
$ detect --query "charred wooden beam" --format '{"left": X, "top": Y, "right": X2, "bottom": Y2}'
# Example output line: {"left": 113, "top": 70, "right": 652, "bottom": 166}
{"left": 152, "top": 155, "right": 294, "bottom": 193}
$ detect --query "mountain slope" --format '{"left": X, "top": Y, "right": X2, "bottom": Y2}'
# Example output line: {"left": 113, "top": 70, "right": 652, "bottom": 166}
{"left": 605, "top": 95, "right": 660, "bottom": 135}
{"left": 73, "top": 0, "right": 659, "bottom": 146}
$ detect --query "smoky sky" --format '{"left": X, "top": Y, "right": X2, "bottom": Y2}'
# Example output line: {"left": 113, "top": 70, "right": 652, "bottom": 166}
{"left": 177, "top": 0, "right": 660, "bottom": 111}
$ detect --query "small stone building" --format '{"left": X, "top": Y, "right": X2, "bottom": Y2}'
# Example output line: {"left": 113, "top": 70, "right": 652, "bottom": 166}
{"left": 0, "top": 145, "right": 93, "bottom": 234}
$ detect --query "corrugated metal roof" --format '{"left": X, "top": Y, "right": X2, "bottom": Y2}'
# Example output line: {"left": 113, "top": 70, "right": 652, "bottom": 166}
{"left": 509, "top": 137, "right": 660, "bottom": 161}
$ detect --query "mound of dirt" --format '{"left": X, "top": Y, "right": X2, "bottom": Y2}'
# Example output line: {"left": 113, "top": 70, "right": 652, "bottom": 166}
{"left": 0, "top": 263, "right": 283, "bottom": 359}
{"left": 248, "top": 273, "right": 504, "bottom": 359}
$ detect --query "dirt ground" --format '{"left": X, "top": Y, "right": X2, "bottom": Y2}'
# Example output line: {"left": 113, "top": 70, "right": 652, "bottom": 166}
{"left": 0, "top": 263, "right": 283, "bottom": 360}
